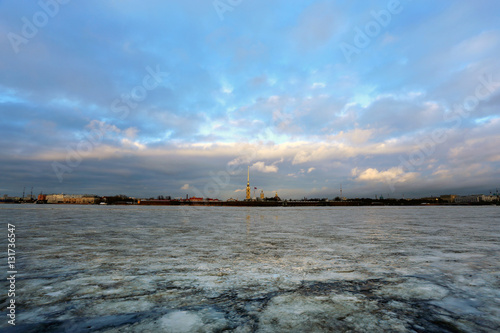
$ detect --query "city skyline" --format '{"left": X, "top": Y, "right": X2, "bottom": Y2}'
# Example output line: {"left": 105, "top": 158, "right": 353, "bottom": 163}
{"left": 1, "top": 1, "right": 500, "bottom": 199}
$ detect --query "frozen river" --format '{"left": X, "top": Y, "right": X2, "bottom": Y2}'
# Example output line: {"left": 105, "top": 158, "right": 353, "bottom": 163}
{"left": 1, "top": 205, "right": 499, "bottom": 332}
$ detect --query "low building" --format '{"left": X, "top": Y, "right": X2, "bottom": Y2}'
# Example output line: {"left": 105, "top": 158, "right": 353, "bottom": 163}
{"left": 454, "top": 195, "right": 481, "bottom": 204}
{"left": 46, "top": 194, "right": 99, "bottom": 204}
{"left": 440, "top": 195, "right": 457, "bottom": 203}
{"left": 480, "top": 195, "right": 498, "bottom": 202}
{"left": 0, "top": 195, "right": 21, "bottom": 203}
{"left": 454, "top": 195, "right": 498, "bottom": 203}
{"left": 46, "top": 194, "right": 65, "bottom": 204}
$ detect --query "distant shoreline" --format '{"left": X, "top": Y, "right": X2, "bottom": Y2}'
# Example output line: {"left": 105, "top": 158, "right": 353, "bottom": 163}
{"left": 1, "top": 201, "right": 497, "bottom": 207}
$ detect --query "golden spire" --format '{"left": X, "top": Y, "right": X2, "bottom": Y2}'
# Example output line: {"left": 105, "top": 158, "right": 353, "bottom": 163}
{"left": 246, "top": 166, "right": 251, "bottom": 200}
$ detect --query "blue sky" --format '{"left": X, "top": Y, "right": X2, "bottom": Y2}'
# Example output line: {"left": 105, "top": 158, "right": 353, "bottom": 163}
{"left": 1, "top": 0, "right": 499, "bottom": 199}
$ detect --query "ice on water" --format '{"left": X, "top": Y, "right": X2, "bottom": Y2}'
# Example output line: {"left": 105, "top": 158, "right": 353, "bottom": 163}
{"left": 1, "top": 205, "right": 499, "bottom": 332}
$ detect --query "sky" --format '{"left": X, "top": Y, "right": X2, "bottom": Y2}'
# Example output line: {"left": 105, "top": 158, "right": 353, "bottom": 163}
{"left": 1, "top": 0, "right": 500, "bottom": 200}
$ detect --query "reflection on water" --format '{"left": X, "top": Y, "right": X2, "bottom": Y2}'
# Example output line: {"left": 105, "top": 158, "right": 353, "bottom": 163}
{"left": 246, "top": 214, "right": 251, "bottom": 234}
{"left": 0, "top": 205, "right": 499, "bottom": 332}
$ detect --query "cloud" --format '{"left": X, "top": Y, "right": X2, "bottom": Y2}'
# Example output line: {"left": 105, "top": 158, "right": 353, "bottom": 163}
{"left": 251, "top": 161, "right": 279, "bottom": 173}
{"left": 328, "top": 128, "right": 376, "bottom": 145}
{"left": 180, "top": 184, "right": 190, "bottom": 190}
{"left": 311, "top": 82, "right": 326, "bottom": 89}
{"left": 121, "top": 138, "right": 146, "bottom": 150}
{"left": 351, "top": 167, "right": 418, "bottom": 185}
{"left": 452, "top": 30, "right": 500, "bottom": 60}
{"left": 307, "top": 167, "right": 315, "bottom": 173}
{"left": 124, "top": 127, "right": 139, "bottom": 139}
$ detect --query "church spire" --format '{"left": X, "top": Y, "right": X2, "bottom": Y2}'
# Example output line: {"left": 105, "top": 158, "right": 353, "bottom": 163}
{"left": 246, "top": 166, "right": 251, "bottom": 200}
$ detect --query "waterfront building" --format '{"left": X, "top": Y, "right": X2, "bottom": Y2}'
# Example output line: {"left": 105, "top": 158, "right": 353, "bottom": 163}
{"left": 0, "top": 195, "right": 21, "bottom": 203}
{"left": 46, "top": 194, "right": 65, "bottom": 204}
{"left": 453, "top": 194, "right": 498, "bottom": 203}
{"left": 454, "top": 195, "right": 481, "bottom": 203}
{"left": 480, "top": 195, "right": 498, "bottom": 202}
{"left": 440, "top": 194, "right": 457, "bottom": 203}
{"left": 46, "top": 194, "right": 99, "bottom": 204}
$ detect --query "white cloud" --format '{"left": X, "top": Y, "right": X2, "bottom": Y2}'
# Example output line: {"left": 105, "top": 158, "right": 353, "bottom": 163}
{"left": 180, "top": 184, "right": 190, "bottom": 190}
{"left": 328, "top": 128, "right": 375, "bottom": 145}
{"left": 312, "top": 82, "right": 326, "bottom": 89}
{"left": 124, "top": 127, "right": 138, "bottom": 139}
{"left": 351, "top": 167, "right": 418, "bottom": 184}
{"left": 121, "top": 138, "right": 145, "bottom": 150}
{"left": 307, "top": 167, "right": 315, "bottom": 173}
{"left": 222, "top": 85, "right": 233, "bottom": 94}
{"left": 251, "top": 161, "right": 279, "bottom": 173}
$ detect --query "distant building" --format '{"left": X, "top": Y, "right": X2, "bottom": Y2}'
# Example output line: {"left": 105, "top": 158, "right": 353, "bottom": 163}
{"left": 454, "top": 195, "right": 481, "bottom": 204}
{"left": 46, "top": 194, "right": 99, "bottom": 204}
{"left": 0, "top": 195, "right": 21, "bottom": 203}
{"left": 480, "top": 195, "right": 498, "bottom": 202}
{"left": 260, "top": 190, "right": 265, "bottom": 200}
{"left": 46, "top": 194, "right": 64, "bottom": 204}
{"left": 454, "top": 195, "right": 498, "bottom": 203}
{"left": 440, "top": 195, "right": 457, "bottom": 203}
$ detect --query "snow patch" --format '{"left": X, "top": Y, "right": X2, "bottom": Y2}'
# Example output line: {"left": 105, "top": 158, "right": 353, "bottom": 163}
{"left": 159, "top": 311, "right": 204, "bottom": 332}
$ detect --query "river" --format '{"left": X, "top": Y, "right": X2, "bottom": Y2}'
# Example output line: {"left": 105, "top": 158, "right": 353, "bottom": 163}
{"left": 1, "top": 205, "right": 499, "bottom": 332}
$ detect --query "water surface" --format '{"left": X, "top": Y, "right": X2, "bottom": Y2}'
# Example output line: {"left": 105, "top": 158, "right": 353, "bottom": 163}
{"left": 1, "top": 205, "right": 499, "bottom": 332}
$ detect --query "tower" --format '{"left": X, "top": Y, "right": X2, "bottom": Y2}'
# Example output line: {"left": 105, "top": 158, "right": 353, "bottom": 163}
{"left": 260, "top": 190, "right": 264, "bottom": 200}
{"left": 246, "top": 166, "right": 251, "bottom": 200}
